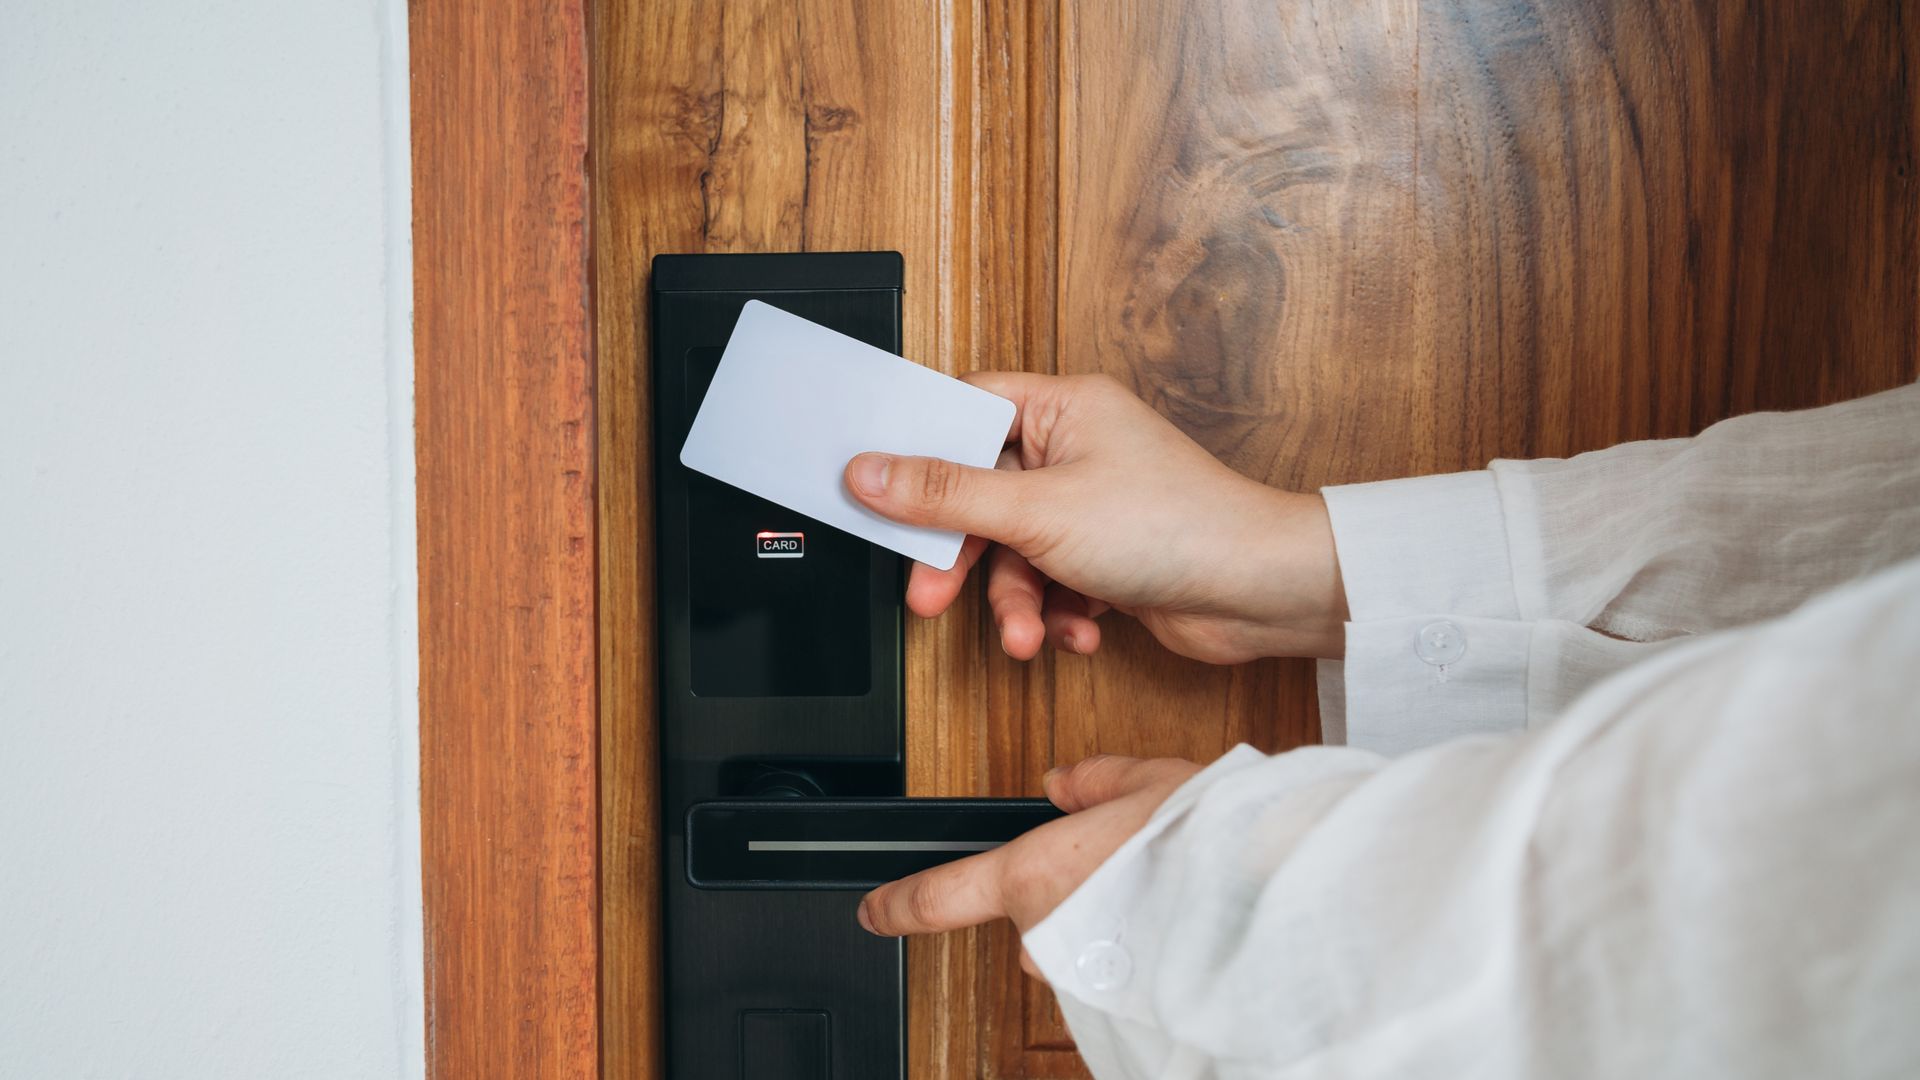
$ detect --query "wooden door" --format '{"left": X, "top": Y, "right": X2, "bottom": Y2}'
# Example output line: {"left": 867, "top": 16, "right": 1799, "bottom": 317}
{"left": 593, "top": 2, "right": 1919, "bottom": 1078}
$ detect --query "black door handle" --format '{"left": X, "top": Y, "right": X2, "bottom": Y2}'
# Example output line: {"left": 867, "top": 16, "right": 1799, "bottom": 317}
{"left": 687, "top": 798, "right": 1063, "bottom": 890}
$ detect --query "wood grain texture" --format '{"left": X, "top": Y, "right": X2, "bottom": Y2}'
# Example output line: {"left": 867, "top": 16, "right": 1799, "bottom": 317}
{"left": 1416, "top": 0, "right": 1920, "bottom": 469}
{"left": 594, "top": 1, "right": 1920, "bottom": 1077}
{"left": 590, "top": 4, "right": 675, "bottom": 1079}
{"left": 410, "top": 0, "right": 597, "bottom": 1077}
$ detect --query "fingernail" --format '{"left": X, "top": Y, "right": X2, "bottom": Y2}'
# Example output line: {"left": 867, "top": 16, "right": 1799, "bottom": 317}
{"left": 1043, "top": 766, "right": 1066, "bottom": 785}
{"left": 856, "top": 900, "right": 876, "bottom": 934}
{"left": 850, "top": 453, "right": 892, "bottom": 497}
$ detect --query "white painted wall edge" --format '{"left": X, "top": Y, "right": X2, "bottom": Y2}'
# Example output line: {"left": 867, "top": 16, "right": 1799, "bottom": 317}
{"left": 0, "top": 1, "right": 424, "bottom": 1075}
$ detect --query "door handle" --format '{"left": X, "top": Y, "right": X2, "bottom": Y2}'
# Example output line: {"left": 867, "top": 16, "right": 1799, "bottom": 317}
{"left": 687, "top": 797, "right": 1063, "bottom": 890}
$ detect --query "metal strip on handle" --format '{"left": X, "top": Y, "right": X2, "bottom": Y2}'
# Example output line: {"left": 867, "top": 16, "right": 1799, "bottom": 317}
{"left": 687, "top": 797, "right": 1064, "bottom": 890}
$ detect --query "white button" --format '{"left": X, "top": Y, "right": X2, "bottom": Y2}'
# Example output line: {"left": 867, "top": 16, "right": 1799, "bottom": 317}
{"left": 1415, "top": 620, "right": 1467, "bottom": 666}
{"left": 1076, "top": 940, "right": 1132, "bottom": 991}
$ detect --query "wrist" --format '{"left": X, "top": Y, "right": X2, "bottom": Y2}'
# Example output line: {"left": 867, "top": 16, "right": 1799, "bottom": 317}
{"left": 1227, "top": 486, "right": 1347, "bottom": 660}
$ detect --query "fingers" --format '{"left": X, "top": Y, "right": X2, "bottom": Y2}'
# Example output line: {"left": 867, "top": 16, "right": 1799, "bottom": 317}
{"left": 905, "top": 533, "right": 988, "bottom": 617}
{"left": 1042, "top": 583, "right": 1103, "bottom": 655}
{"left": 959, "top": 370, "right": 1126, "bottom": 467}
{"left": 845, "top": 452, "right": 1031, "bottom": 554}
{"left": 986, "top": 544, "right": 1047, "bottom": 659}
{"left": 906, "top": 448, "right": 1025, "bottom": 618}
{"left": 1042, "top": 754, "right": 1202, "bottom": 813}
{"left": 988, "top": 553, "right": 1116, "bottom": 659}
{"left": 957, "top": 370, "right": 1060, "bottom": 445}
{"left": 858, "top": 847, "right": 1007, "bottom": 937}
{"left": 859, "top": 773, "right": 1174, "bottom": 940}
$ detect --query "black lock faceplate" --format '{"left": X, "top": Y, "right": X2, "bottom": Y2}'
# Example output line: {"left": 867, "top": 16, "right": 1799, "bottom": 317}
{"left": 653, "top": 252, "right": 907, "bottom": 1080}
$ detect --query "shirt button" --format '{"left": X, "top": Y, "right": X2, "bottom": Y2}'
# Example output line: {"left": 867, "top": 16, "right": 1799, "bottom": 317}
{"left": 1076, "top": 940, "right": 1132, "bottom": 991}
{"left": 1415, "top": 620, "right": 1467, "bottom": 666}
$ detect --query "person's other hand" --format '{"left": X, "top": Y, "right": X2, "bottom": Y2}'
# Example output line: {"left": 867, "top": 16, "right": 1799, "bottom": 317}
{"left": 843, "top": 372, "right": 1346, "bottom": 663}
{"left": 856, "top": 754, "right": 1202, "bottom": 977}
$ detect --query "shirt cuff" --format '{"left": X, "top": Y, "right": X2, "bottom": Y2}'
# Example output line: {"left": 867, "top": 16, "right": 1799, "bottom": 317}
{"left": 1321, "top": 470, "right": 1521, "bottom": 623}
{"left": 1339, "top": 615, "right": 1533, "bottom": 754}
{"left": 1320, "top": 471, "right": 1529, "bottom": 753}
{"left": 1022, "top": 746, "right": 1269, "bottom": 1031}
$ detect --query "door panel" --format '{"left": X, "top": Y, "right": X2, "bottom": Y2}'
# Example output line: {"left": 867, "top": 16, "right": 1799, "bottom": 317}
{"left": 595, "top": 2, "right": 1919, "bottom": 1077}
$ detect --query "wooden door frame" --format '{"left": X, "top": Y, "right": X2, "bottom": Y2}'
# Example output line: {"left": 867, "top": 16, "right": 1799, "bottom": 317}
{"left": 411, "top": 0, "right": 607, "bottom": 1076}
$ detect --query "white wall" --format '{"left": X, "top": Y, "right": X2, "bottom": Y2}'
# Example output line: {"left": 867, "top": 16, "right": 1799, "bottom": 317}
{"left": 0, "top": 2, "right": 422, "bottom": 1077}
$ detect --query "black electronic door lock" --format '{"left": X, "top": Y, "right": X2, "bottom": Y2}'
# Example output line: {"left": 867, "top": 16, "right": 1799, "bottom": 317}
{"left": 653, "top": 253, "right": 1058, "bottom": 1080}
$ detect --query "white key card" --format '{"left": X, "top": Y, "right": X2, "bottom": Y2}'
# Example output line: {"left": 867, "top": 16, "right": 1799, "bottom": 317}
{"left": 680, "top": 300, "right": 1015, "bottom": 570}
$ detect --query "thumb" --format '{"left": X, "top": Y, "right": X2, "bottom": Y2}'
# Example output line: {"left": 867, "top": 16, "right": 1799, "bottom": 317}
{"left": 1042, "top": 755, "right": 1201, "bottom": 813}
{"left": 845, "top": 452, "right": 1028, "bottom": 543}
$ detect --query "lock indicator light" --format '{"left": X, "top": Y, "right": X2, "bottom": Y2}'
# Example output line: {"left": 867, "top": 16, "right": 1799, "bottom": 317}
{"left": 754, "top": 531, "right": 805, "bottom": 559}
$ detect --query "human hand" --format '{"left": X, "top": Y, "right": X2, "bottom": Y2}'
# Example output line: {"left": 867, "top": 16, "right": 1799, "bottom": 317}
{"left": 856, "top": 754, "right": 1203, "bottom": 977}
{"left": 843, "top": 372, "right": 1347, "bottom": 663}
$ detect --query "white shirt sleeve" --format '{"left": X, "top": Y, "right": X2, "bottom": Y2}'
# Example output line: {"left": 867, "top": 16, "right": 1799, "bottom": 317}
{"left": 1318, "top": 381, "right": 1920, "bottom": 754}
{"left": 1023, "top": 557, "right": 1920, "bottom": 1080}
